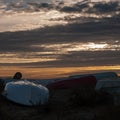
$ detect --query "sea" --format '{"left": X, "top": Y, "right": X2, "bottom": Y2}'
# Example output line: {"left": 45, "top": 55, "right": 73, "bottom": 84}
{"left": 0, "top": 0, "right": 120, "bottom": 79}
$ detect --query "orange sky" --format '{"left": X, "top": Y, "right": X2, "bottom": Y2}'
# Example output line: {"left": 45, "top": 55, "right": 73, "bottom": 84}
{"left": 0, "top": 65, "right": 120, "bottom": 79}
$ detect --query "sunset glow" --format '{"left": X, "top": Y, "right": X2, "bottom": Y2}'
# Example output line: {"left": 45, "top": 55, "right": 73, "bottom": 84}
{"left": 0, "top": 41, "right": 119, "bottom": 64}
{"left": 0, "top": 0, "right": 120, "bottom": 79}
{"left": 0, "top": 65, "right": 120, "bottom": 79}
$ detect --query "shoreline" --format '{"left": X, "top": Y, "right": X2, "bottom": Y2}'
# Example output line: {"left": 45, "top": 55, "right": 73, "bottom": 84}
{"left": 0, "top": 66, "right": 120, "bottom": 79}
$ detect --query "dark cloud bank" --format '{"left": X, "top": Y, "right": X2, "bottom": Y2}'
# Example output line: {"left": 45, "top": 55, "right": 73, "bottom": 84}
{"left": 1, "top": 0, "right": 120, "bottom": 13}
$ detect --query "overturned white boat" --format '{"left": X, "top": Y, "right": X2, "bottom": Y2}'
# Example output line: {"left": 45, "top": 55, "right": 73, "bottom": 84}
{"left": 2, "top": 80, "right": 49, "bottom": 106}
{"left": 95, "top": 77, "right": 120, "bottom": 105}
{"left": 69, "top": 72, "right": 118, "bottom": 80}
{"left": 95, "top": 77, "right": 120, "bottom": 91}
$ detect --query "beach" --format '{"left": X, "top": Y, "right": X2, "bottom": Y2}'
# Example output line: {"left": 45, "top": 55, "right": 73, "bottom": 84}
{"left": 0, "top": 0, "right": 120, "bottom": 79}
{"left": 0, "top": 82, "right": 120, "bottom": 120}
{"left": 0, "top": 71, "right": 120, "bottom": 120}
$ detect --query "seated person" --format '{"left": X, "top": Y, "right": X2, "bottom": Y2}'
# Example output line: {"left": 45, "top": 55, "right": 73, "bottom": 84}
{"left": 0, "top": 78, "right": 5, "bottom": 93}
{"left": 13, "top": 72, "right": 22, "bottom": 80}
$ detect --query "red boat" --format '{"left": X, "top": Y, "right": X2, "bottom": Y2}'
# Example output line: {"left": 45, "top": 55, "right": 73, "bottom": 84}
{"left": 46, "top": 75, "right": 97, "bottom": 89}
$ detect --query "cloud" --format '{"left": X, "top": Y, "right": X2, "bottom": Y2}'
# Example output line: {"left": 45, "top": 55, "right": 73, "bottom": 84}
{"left": 0, "top": 3, "right": 120, "bottom": 68}
{"left": 0, "top": 25, "right": 120, "bottom": 67}
{"left": 59, "top": 1, "right": 120, "bottom": 13}
{"left": 90, "top": 1, "right": 120, "bottom": 13}
{"left": 3, "top": 50, "right": 119, "bottom": 68}
{"left": 1, "top": 0, "right": 120, "bottom": 13}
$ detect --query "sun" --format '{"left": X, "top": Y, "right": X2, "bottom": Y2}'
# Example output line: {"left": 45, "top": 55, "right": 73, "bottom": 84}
{"left": 87, "top": 42, "right": 108, "bottom": 49}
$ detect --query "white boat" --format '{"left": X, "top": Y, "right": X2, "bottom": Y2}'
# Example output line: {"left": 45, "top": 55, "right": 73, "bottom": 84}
{"left": 95, "top": 77, "right": 120, "bottom": 93}
{"left": 95, "top": 77, "right": 120, "bottom": 105}
{"left": 69, "top": 72, "right": 118, "bottom": 80}
{"left": 2, "top": 80, "right": 49, "bottom": 106}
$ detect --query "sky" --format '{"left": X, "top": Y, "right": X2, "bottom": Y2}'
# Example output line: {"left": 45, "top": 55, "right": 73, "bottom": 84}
{"left": 0, "top": 0, "right": 120, "bottom": 79}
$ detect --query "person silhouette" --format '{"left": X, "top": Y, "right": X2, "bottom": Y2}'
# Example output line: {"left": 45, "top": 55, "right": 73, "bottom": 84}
{"left": 0, "top": 78, "right": 5, "bottom": 93}
{"left": 13, "top": 72, "right": 22, "bottom": 80}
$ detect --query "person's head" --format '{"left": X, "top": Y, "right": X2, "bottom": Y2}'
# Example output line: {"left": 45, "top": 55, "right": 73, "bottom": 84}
{"left": 13, "top": 72, "right": 22, "bottom": 79}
